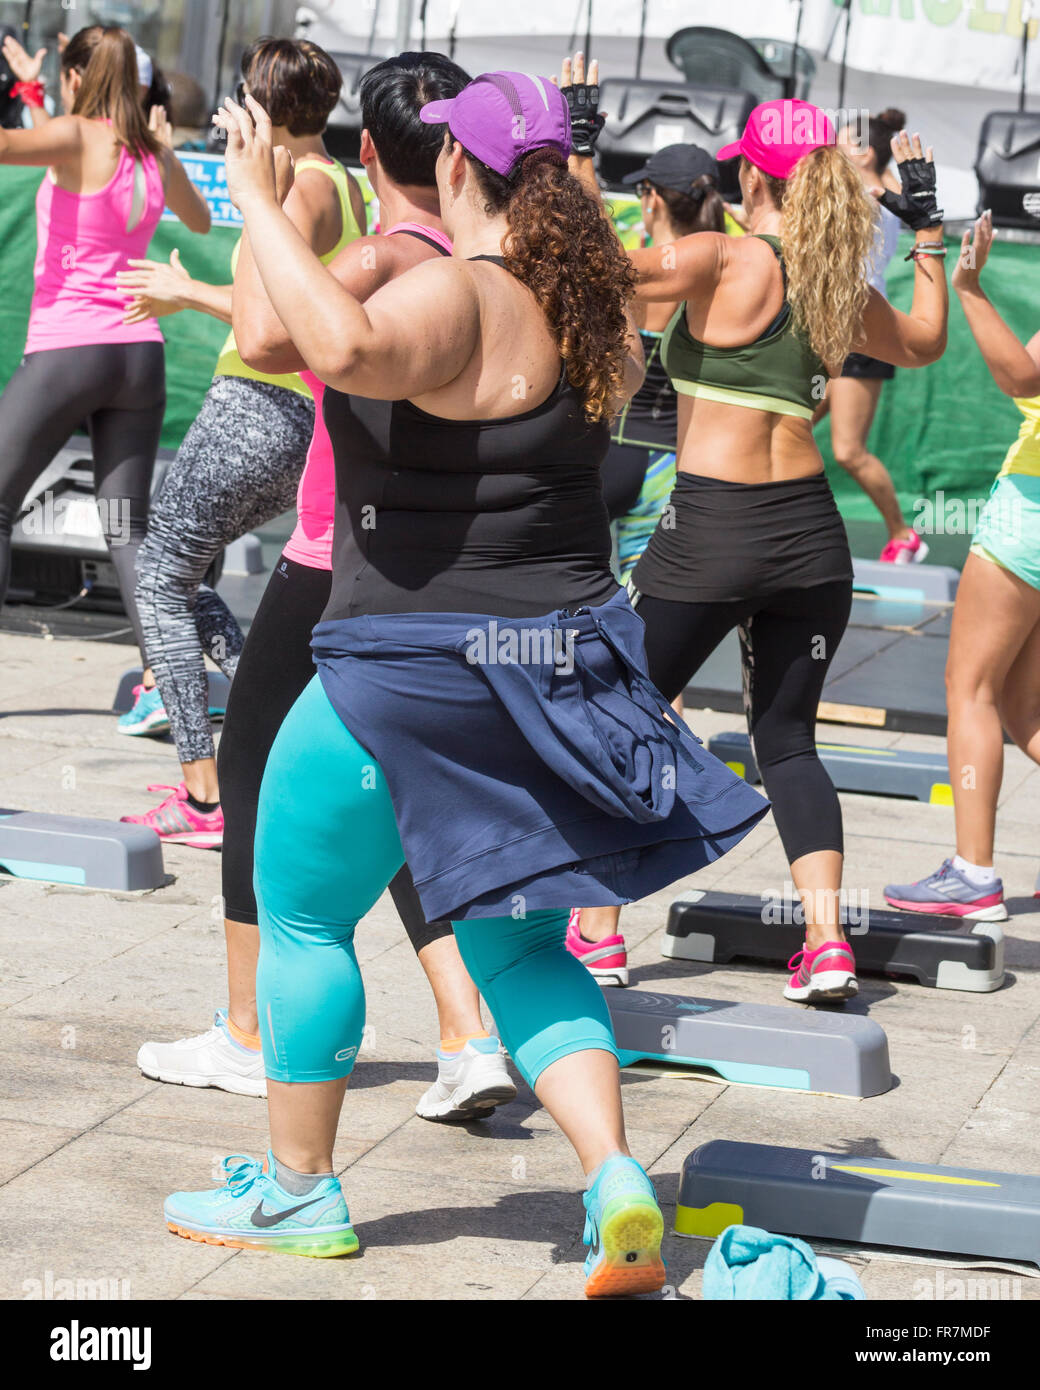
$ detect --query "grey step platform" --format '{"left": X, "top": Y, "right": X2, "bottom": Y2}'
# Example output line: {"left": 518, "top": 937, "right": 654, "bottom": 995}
{"left": 606, "top": 989, "right": 891, "bottom": 1098}
{"left": 708, "top": 730, "right": 952, "bottom": 805}
{"left": 0, "top": 810, "right": 164, "bottom": 891}
{"left": 853, "top": 557, "right": 960, "bottom": 602}
{"left": 112, "top": 668, "right": 231, "bottom": 716}
{"left": 675, "top": 1141, "right": 1040, "bottom": 1267}
{"left": 663, "top": 890, "right": 1005, "bottom": 993}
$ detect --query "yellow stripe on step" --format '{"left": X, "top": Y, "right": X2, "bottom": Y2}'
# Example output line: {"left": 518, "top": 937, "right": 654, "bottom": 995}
{"left": 674, "top": 1201, "right": 745, "bottom": 1238}
{"left": 832, "top": 1165, "right": 1000, "bottom": 1187}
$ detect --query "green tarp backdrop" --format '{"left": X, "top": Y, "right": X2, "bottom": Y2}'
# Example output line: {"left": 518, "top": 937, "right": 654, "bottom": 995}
{"left": 1, "top": 163, "right": 1036, "bottom": 526}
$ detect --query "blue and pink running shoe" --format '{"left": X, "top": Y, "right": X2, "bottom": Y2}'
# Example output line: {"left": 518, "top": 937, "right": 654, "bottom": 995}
{"left": 884, "top": 858, "right": 1007, "bottom": 922}
{"left": 784, "top": 939, "right": 858, "bottom": 1003}
{"left": 166, "top": 1152, "right": 358, "bottom": 1257}
{"left": 121, "top": 783, "right": 223, "bottom": 849}
{"left": 582, "top": 1154, "right": 665, "bottom": 1298}
{"left": 117, "top": 684, "right": 169, "bottom": 738}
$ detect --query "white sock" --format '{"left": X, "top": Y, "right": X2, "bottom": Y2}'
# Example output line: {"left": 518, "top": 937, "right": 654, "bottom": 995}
{"left": 953, "top": 854, "right": 997, "bottom": 887}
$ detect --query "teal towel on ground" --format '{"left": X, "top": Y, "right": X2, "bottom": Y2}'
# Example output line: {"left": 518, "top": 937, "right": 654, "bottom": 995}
{"left": 703, "top": 1224, "right": 865, "bottom": 1300}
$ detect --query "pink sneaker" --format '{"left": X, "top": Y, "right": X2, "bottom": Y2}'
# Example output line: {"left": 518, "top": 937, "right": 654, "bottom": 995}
{"left": 566, "top": 908, "right": 629, "bottom": 987}
{"left": 879, "top": 532, "right": 929, "bottom": 565}
{"left": 784, "top": 940, "right": 858, "bottom": 1004}
{"left": 121, "top": 783, "right": 223, "bottom": 849}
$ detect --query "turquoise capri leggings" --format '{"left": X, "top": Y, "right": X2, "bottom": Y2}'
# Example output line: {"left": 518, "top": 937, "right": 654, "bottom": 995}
{"left": 254, "top": 675, "right": 619, "bottom": 1089}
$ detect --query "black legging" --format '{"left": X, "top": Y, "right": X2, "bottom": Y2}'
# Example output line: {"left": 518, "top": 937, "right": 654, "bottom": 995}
{"left": 0, "top": 342, "right": 165, "bottom": 654}
{"left": 217, "top": 553, "right": 453, "bottom": 952}
{"left": 635, "top": 578, "right": 853, "bottom": 862}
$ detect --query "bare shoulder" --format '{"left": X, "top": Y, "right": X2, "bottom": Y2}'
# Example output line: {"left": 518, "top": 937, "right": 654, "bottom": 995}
{"left": 396, "top": 253, "right": 477, "bottom": 295}
{"left": 50, "top": 114, "right": 86, "bottom": 146}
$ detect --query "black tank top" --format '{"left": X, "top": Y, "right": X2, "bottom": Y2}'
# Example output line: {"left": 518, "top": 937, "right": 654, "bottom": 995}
{"left": 611, "top": 328, "right": 676, "bottom": 451}
{"left": 322, "top": 255, "right": 618, "bottom": 620}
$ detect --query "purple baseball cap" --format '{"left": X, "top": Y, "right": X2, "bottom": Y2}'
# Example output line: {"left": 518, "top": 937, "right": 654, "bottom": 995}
{"left": 716, "top": 99, "right": 836, "bottom": 179}
{"left": 419, "top": 71, "right": 571, "bottom": 178}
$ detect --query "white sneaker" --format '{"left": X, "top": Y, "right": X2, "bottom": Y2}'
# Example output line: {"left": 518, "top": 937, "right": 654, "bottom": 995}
{"left": 137, "top": 1009, "right": 266, "bottom": 1097}
{"left": 415, "top": 1036, "right": 516, "bottom": 1121}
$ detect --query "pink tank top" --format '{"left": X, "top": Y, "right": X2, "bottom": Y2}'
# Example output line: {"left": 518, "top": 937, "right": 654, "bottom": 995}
{"left": 26, "top": 142, "right": 166, "bottom": 354}
{"left": 282, "top": 222, "right": 454, "bottom": 571}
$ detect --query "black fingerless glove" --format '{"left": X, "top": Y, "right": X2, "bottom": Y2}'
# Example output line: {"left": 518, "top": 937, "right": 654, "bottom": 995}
{"left": 879, "top": 155, "right": 943, "bottom": 230}
{"left": 563, "top": 82, "right": 605, "bottom": 157}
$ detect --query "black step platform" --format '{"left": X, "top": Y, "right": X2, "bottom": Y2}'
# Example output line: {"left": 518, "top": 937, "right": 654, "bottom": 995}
{"left": 663, "top": 890, "right": 1005, "bottom": 993}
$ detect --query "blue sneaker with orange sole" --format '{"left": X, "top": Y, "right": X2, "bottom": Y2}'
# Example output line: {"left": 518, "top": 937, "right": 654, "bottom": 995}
{"left": 165, "top": 1152, "right": 358, "bottom": 1257}
{"left": 582, "top": 1154, "right": 666, "bottom": 1298}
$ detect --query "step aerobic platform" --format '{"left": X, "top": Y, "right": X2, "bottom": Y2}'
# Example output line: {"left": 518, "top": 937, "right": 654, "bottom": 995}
{"left": 0, "top": 810, "right": 164, "bottom": 891}
{"left": 708, "top": 730, "right": 952, "bottom": 805}
{"left": 112, "top": 668, "right": 230, "bottom": 716}
{"left": 663, "top": 890, "right": 1005, "bottom": 993}
{"left": 853, "top": 557, "right": 959, "bottom": 603}
{"left": 605, "top": 990, "right": 891, "bottom": 1098}
{"left": 675, "top": 1141, "right": 1040, "bottom": 1267}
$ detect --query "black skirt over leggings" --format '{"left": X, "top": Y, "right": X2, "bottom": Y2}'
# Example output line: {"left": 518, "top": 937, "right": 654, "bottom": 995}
{"left": 631, "top": 471, "right": 854, "bottom": 863}
{"left": 217, "top": 553, "right": 452, "bottom": 952}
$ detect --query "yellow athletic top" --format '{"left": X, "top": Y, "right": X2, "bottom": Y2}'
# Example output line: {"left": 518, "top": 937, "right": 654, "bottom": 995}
{"left": 214, "top": 156, "right": 361, "bottom": 397}
{"left": 998, "top": 394, "right": 1040, "bottom": 478}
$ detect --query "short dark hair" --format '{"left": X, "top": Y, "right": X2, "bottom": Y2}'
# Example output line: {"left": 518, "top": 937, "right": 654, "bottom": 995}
{"left": 359, "top": 51, "right": 470, "bottom": 187}
{"left": 242, "top": 37, "right": 341, "bottom": 136}
{"left": 867, "top": 108, "right": 906, "bottom": 174}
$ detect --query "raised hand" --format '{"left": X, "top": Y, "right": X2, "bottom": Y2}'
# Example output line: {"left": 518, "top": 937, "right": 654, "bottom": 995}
{"left": 2, "top": 35, "right": 46, "bottom": 84}
{"left": 952, "top": 209, "right": 994, "bottom": 294}
{"left": 556, "top": 51, "right": 604, "bottom": 158}
{"left": 148, "top": 102, "right": 174, "bottom": 150}
{"left": 212, "top": 93, "right": 279, "bottom": 211}
{"left": 878, "top": 130, "right": 943, "bottom": 230}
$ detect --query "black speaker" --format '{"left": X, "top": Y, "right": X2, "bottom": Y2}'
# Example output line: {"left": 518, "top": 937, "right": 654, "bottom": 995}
{"left": 323, "top": 51, "right": 377, "bottom": 164}
{"left": 975, "top": 110, "right": 1040, "bottom": 228}
{"left": 0, "top": 25, "right": 24, "bottom": 130}
{"left": 597, "top": 79, "right": 756, "bottom": 200}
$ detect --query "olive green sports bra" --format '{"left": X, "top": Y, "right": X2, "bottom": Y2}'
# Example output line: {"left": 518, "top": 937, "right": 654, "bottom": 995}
{"left": 661, "top": 234, "right": 825, "bottom": 420}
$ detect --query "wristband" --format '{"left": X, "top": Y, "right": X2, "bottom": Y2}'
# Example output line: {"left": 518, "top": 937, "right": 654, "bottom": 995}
{"left": 905, "top": 245, "right": 947, "bottom": 262}
{"left": 12, "top": 80, "right": 46, "bottom": 109}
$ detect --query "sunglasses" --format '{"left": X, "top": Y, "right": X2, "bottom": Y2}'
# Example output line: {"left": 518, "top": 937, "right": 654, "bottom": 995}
{"left": 635, "top": 180, "right": 654, "bottom": 198}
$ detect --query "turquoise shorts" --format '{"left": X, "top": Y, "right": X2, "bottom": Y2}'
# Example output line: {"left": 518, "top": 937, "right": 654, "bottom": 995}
{"left": 971, "top": 472, "right": 1040, "bottom": 593}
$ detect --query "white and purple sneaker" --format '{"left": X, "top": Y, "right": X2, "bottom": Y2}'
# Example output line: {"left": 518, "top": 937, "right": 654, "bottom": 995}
{"left": 884, "top": 858, "right": 1007, "bottom": 922}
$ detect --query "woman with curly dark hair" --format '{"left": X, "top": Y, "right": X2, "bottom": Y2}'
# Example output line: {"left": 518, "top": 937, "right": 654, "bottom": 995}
{"left": 161, "top": 65, "right": 767, "bottom": 1298}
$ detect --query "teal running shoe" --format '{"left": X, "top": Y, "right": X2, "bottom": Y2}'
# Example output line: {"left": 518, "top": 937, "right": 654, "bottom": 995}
{"left": 117, "top": 684, "right": 169, "bottom": 738}
{"left": 165, "top": 1152, "right": 358, "bottom": 1258}
{"left": 583, "top": 1154, "right": 666, "bottom": 1298}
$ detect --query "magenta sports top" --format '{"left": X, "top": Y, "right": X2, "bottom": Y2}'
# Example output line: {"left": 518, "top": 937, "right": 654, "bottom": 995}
{"left": 282, "top": 221, "right": 454, "bottom": 571}
{"left": 26, "top": 142, "right": 166, "bottom": 354}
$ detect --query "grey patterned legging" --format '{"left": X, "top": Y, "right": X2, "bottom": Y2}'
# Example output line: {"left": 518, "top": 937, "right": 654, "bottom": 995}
{"left": 135, "top": 375, "right": 314, "bottom": 765}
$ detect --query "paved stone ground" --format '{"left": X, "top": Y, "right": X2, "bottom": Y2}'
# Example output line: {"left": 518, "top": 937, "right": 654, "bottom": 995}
{"left": 2, "top": 629, "right": 1039, "bottom": 1301}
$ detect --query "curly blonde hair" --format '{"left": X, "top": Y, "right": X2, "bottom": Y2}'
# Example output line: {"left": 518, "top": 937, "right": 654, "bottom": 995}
{"left": 761, "top": 145, "right": 878, "bottom": 371}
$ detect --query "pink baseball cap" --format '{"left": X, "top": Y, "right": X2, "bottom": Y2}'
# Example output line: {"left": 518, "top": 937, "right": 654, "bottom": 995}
{"left": 419, "top": 71, "right": 571, "bottom": 178}
{"left": 716, "top": 99, "right": 836, "bottom": 179}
